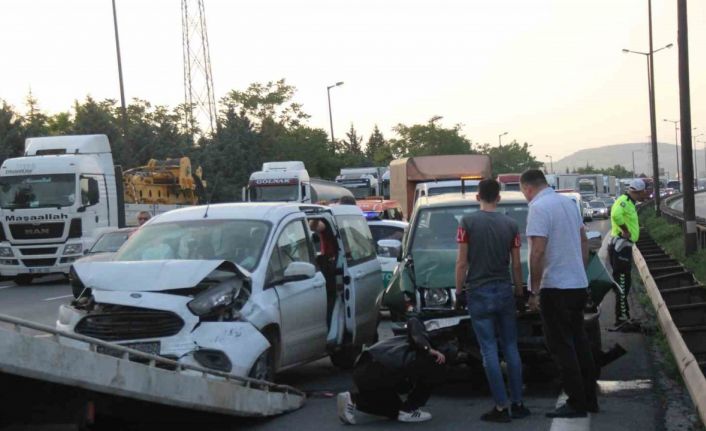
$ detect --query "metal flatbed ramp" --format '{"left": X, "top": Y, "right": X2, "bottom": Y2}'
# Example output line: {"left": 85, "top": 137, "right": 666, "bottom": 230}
{"left": 0, "top": 313, "right": 305, "bottom": 418}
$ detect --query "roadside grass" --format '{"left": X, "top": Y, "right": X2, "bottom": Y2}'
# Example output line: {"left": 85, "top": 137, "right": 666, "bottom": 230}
{"left": 642, "top": 212, "right": 706, "bottom": 285}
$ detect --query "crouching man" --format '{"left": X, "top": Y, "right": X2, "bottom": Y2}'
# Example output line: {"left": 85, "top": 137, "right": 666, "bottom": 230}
{"left": 337, "top": 318, "right": 451, "bottom": 424}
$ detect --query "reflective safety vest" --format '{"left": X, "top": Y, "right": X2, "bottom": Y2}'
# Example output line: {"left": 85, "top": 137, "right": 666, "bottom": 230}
{"left": 611, "top": 194, "right": 639, "bottom": 242}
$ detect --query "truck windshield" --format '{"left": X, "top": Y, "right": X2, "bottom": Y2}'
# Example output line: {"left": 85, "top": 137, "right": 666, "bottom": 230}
{"left": 0, "top": 174, "right": 76, "bottom": 209}
{"left": 249, "top": 185, "right": 299, "bottom": 202}
{"left": 579, "top": 182, "right": 594, "bottom": 192}
{"left": 345, "top": 185, "right": 373, "bottom": 199}
{"left": 114, "top": 219, "right": 270, "bottom": 271}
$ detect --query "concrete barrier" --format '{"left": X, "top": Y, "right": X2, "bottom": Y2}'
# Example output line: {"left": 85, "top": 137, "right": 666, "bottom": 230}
{"left": 633, "top": 246, "right": 706, "bottom": 425}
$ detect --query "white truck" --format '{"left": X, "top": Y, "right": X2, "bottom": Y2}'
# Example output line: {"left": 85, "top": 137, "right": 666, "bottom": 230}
{"left": 0, "top": 135, "right": 121, "bottom": 285}
{"left": 335, "top": 167, "right": 386, "bottom": 199}
{"left": 245, "top": 161, "right": 353, "bottom": 204}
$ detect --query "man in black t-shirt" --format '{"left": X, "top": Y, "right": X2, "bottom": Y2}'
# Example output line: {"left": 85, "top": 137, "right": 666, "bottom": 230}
{"left": 455, "top": 178, "right": 529, "bottom": 423}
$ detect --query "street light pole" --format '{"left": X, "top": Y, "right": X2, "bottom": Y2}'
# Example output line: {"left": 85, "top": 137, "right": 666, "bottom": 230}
{"left": 326, "top": 81, "right": 344, "bottom": 145}
{"left": 677, "top": 0, "right": 697, "bottom": 254}
{"left": 498, "top": 131, "right": 508, "bottom": 147}
{"left": 632, "top": 150, "right": 639, "bottom": 176}
{"left": 693, "top": 131, "right": 703, "bottom": 179}
{"left": 623, "top": 32, "right": 673, "bottom": 216}
{"left": 544, "top": 154, "right": 553, "bottom": 174}
{"left": 111, "top": 0, "right": 127, "bottom": 136}
{"left": 664, "top": 119, "right": 680, "bottom": 180}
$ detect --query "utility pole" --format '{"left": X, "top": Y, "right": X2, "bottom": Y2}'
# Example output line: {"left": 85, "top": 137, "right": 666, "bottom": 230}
{"left": 647, "top": 0, "right": 661, "bottom": 216}
{"left": 677, "top": 0, "right": 697, "bottom": 254}
{"left": 111, "top": 0, "right": 127, "bottom": 136}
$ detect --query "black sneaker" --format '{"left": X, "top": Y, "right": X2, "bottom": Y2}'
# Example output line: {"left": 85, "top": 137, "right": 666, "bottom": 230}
{"left": 511, "top": 403, "right": 531, "bottom": 419}
{"left": 545, "top": 403, "right": 587, "bottom": 418}
{"left": 481, "top": 406, "right": 511, "bottom": 423}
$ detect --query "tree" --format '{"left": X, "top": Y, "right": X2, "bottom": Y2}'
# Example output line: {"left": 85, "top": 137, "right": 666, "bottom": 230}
{"left": 23, "top": 90, "right": 49, "bottom": 137}
{"left": 0, "top": 101, "right": 25, "bottom": 164}
{"left": 477, "top": 140, "right": 543, "bottom": 175}
{"left": 222, "top": 79, "right": 309, "bottom": 128}
{"left": 365, "top": 125, "right": 391, "bottom": 165}
{"left": 389, "top": 117, "right": 474, "bottom": 158}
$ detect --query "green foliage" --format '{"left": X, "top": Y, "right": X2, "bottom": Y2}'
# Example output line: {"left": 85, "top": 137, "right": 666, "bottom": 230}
{"left": 0, "top": 81, "right": 551, "bottom": 203}
{"left": 642, "top": 212, "right": 706, "bottom": 285}
{"left": 477, "top": 140, "right": 543, "bottom": 175}
{"left": 574, "top": 163, "right": 634, "bottom": 177}
{"left": 389, "top": 117, "right": 474, "bottom": 158}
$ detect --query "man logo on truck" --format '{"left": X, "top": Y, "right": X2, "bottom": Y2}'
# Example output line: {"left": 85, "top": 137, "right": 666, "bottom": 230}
{"left": 24, "top": 228, "right": 50, "bottom": 236}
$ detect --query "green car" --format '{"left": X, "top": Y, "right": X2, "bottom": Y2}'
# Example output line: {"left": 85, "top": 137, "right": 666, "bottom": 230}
{"left": 382, "top": 191, "right": 614, "bottom": 367}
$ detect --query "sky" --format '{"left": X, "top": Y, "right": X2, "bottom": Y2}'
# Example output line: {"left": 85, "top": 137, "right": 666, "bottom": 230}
{"left": 1, "top": 0, "right": 705, "bottom": 163}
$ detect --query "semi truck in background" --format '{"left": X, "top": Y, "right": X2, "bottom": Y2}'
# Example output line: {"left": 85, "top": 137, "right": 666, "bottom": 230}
{"left": 245, "top": 161, "right": 353, "bottom": 204}
{"left": 497, "top": 173, "right": 521, "bottom": 191}
{"left": 0, "top": 135, "right": 121, "bottom": 284}
{"left": 335, "top": 167, "right": 387, "bottom": 199}
{"left": 389, "top": 154, "right": 492, "bottom": 219}
{"left": 554, "top": 174, "right": 606, "bottom": 200}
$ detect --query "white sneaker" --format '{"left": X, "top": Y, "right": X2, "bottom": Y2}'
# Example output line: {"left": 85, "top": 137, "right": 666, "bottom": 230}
{"left": 337, "top": 392, "right": 357, "bottom": 425}
{"left": 397, "top": 409, "right": 432, "bottom": 422}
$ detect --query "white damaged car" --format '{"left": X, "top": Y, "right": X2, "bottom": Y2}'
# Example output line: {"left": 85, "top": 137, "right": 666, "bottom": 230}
{"left": 57, "top": 203, "right": 383, "bottom": 380}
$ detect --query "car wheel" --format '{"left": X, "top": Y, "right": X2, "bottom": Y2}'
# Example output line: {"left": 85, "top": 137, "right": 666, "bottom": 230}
{"left": 15, "top": 275, "right": 33, "bottom": 286}
{"left": 248, "top": 346, "right": 275, "bottom": 382}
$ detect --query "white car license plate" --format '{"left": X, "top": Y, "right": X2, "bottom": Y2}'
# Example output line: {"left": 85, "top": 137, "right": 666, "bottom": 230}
{"left": 97, "top": 341, "right": 160, "bottom": 358}
{"left": 28, "top": 268, "right": 51, "bottom": 274}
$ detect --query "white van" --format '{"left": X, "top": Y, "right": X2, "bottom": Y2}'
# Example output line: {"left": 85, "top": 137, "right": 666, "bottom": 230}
{"left": 57, "top": 203, "right": 383, "bottom": 380}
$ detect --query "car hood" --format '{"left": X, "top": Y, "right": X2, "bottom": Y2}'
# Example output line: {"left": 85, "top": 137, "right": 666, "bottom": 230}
{"left": 72, "top": 260, "right": 249, "bottom": 292}
{"left": 412, "top": 242, "right": 529, "bottom": 289}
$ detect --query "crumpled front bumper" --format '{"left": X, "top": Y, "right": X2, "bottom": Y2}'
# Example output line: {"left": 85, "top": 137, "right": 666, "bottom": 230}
{"left": 56, "top": 291, "right": 269, "bottom": 378}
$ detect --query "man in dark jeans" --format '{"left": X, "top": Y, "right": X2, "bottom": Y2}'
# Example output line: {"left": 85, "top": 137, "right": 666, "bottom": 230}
{"left": 455, "top": 178, "right": 530, "bottom": 423}
{"left": 521, "top": 169, "right": 597, "bottom": 418}
{"left": 337, "top": 318, "right": 449, "bottom": 424}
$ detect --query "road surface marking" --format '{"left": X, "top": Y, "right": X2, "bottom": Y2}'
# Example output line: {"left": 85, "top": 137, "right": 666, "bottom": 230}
{"left": 33, "top": 334, "right": 53, "bottom": 338}
{"left": 549, "top": 393, "right": 590, "bottom": 431}
{"left": 43, "top": 294, "right": 73, "bottom": 301}
{"left": 0, "top": 285, "right": 14, "bottom": 290}
{"left": 597, "top": 379, "right": 652, "bottom": 394}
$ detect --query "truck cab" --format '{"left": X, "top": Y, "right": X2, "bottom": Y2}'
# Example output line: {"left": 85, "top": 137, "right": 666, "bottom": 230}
{"left": 0, "top": 135, "right": 119, "bottom": 284}
{"left": 335, "top": 167, "right": 385, "bottom": 200}
{"left": 245, "top": 161, "right": 353, "bottom": 204}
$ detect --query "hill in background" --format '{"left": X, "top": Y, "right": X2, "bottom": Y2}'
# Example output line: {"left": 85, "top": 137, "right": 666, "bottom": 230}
{"left": 552, "top": 142, "right": 706, "bottom": 179}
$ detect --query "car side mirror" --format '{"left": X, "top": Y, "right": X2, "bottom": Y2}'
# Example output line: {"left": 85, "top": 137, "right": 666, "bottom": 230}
{"left": 378, "top": 239, "right": 402, "bottom": 260}
{"left": 283, "top": 262, "right": 316, "bottom": 283}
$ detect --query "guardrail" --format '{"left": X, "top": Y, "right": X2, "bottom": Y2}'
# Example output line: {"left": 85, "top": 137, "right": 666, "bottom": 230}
{"left": 633, "top": 235, "right": 706, "bottom": 426}
{"left": 0, "top": 313, "right": 305, "bottom": 417}
{"left": 660, "top": 191, "right": 706, "bottom": 250}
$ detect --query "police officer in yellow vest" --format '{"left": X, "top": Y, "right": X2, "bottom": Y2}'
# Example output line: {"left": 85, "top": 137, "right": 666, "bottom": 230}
{"left": 609, "top": 179, "right": 647, "bottom": 328}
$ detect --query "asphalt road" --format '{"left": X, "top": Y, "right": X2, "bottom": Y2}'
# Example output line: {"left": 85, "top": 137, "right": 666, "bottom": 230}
{"left": 0, "top": 219, "right": 662, "bottom": 430}
{"left": 668, "top": 191, "right": 706, "bottom": 218}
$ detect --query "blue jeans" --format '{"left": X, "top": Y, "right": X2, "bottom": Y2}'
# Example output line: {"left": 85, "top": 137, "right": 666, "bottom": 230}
{"left": 467, "top": 281, "right": 524, "bottom": 407}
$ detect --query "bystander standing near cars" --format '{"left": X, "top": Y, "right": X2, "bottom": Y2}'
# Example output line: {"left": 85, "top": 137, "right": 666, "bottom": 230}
{"left": 520, "top": 169, "right": 598, "bottom": 418}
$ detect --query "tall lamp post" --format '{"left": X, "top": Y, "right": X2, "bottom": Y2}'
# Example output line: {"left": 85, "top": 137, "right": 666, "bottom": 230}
{"left": 694, "top": 131, "right": 704, "bottom": 179}
{"left": 631, "top": 150, "right": 642, "bottom": 177}
{"left": 623, "top": 39, "right": 673, "bottom": 216}
{"left": 326, "top": 81, "right": 344, "bottom": 145}
{"left": 663, "top": 119, "right": 680, "bottom": 180}
{"left": 498, "top": 131, "right": 508, "bottom": 147}
{"left": 111, "top": 0, "right": 127, "bottom": 135}
{"left": 544, "top": 154, "right": 554, "bottom": 174}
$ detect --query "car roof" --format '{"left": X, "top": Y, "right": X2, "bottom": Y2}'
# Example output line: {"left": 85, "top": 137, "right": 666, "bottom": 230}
{"left": 367, "top": 220, "right": 408, "bottom": 229}
{"left": 150, "top": 202, "right": 310, "bottom": 224}
{"left": 415, "top": 191, "right": 528, "bottom": 209}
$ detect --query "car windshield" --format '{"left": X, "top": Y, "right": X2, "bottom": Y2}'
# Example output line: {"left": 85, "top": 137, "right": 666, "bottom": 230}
{"left": 114, "top": 219, "right": 270, "bottom": 271}
{"left": 590, "top": 201, "right": 605, "bottom": 208}
{"left": 249, "top": 185, "right": 298, "bottom": 202}
{"left": 411, "top": 203, "right": 529, "bottom": 252}
{"left": 91, "top": 231, "right": 132, "bottom": 254}
{"left": 0, "top": 174, "right": 76, "bottom": 209}
{"left": 409, "top": 203, "right": 528, "bottom": 288}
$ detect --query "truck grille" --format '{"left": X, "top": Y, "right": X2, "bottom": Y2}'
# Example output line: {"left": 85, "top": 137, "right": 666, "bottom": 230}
{"left": 22, "top": 258, "right": 56, "bottom": 267}
{"left": 9, "top": 223, "right": 64, "bottom": 240}
{"left": 75, "top": 309, "right": 185, "bottom": 341}
{"left": 19, "top": 247, "right": 58, "bottom": 256}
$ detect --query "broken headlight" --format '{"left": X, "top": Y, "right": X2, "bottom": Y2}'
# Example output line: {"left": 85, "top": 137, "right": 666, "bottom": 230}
{"left": 422, "top": 288, "right": 452, "bottom": 308}
{"left": 187, "top": 278, "right": 245, "bottom": 317}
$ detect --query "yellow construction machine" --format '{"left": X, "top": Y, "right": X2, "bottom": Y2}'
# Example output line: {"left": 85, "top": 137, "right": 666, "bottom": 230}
{"left": 123, "top": 157, "right": 207, "bottom": 205}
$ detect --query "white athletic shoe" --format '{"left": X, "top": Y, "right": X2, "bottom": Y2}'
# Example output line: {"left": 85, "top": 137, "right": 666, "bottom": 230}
{"left": 397, "top": 409, "right": 432, "bottom": 422}
{"left": 337, "top": 392, "right": 357, "bottom": 425}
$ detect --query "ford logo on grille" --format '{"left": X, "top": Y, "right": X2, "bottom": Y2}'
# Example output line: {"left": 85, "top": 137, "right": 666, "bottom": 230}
{"left": 130, "top": 293, "right": 142, "bottom": 298}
